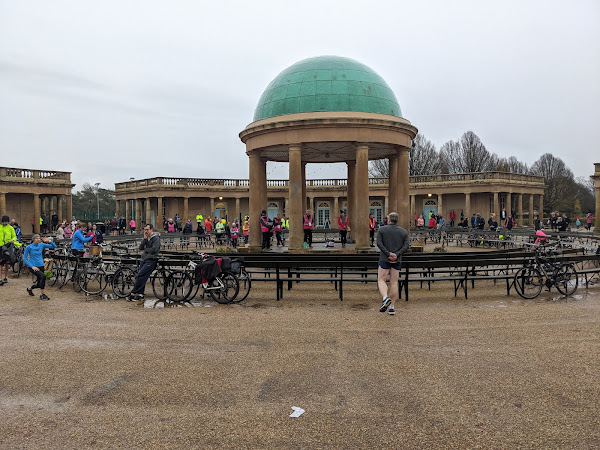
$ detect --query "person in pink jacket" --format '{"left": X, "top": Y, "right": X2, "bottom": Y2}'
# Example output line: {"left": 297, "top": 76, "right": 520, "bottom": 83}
{"left": 303, "top": 210, "right": 314, "bottom": 249}
{"left": 129, "top": 218, "right": 136, "bottom": 234}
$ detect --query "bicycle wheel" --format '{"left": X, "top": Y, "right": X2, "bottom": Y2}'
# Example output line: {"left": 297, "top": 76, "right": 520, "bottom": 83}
{"left": 111, "top": 267, "right": 136, "bottom": 298}
{"left": 209, "top": 273, "right": 239, "bottom": 304}
{"left": 554, "top": 263, "right": 578, "bottom": 296}
{"left": 72, "top": 266, "right": 84, "bottom": 293}
{"left": 12, "top": 258, "right": 24, "bottom": 277}
{"left": 47, "top": 258, "right": 62, "bottom": 286}
{"left": 232, "top": 269, "right": 251, "bottom": 303}
{"left": 78, "top": 265, "right": 108, "bottom": 295}
{"left": 57, "top": 259, "right": 72, "bottom": 289}
{"left": 165, "top": 272, "right": 194, "bottom": 302}
{"left": 151, "top": 268, "right": 170, "bottom": 300}
{"left": 514, "top": 267, "right": 543, "bottom": 299}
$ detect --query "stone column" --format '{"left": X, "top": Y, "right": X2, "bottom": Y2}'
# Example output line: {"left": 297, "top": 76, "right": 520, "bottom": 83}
{"left": 384, "top": 196, "right": 389, "bottom": 217}
{"left": 529, "top": 194, "right": 534, "bottom": 226}
{"left": 145, "top": 197, "right": 151, "bottom": 226}
{"left": 210, "top": 198, "right": 215, "bottom": 218}
{"left": 248, "top": 152, "right": 263, "bottom": 251}
{"left": 288, "top": 145, "right": 303, "bottom": 250}
{"left": 347, "top": 161, "right": 355, "bottom": 225}
{"left": 136, "top": 200, "right": 141, "bottom": 225}
{"left": 517, "top": 194, "right": 523, "bottom": 226}
{"left": 261, "top": 160, "right": 268, "bottom": 216}
{"left": 465, "top": 193, "right": 471, "bottom": 222}
{"left": 33, "top": 193, "right": 40, "bottom": 234}
{"left": 66, "top": 194, "right": 72, "bottom": 222}
{"left": 0, "top": 192, "right": 5, "bottom": 216}
{"left": 539, "top": 195, "right": 544, "bottom": 223}
{"left": 437, "top": 193, "right": 443, "bottom": 219}
{"left": 235, "top": 198, "right": 240, "bottom": 223}
{"left": 398, "top": 148, "right": 410, "bottom": 232}
{"left": 410, "top": 195, "right": 416, "bottom": 226}
{"left": 355, "top": 144, "right": 370, "bottom": 249}
{"left": 388, "top": 155, "right": 398, "bottom": 214}
{"left": 493, "top": 192, "right": 500, "bottom": 220}
{"left": 183, "top": 197, "right": 189, "bottom": 224}
{"left": 58, "top": 195, "right": 64, "bottom": 224}
{"left": 333, "top": 196, "right": 339, "bottom": 218}
{"left": 115, "top": 199, "right": 120, "bottom": 219}
{"left": 157, "top": 197, "right": 163, "bottom": 223}
{"left": 125, "top": 199, "right": 130, "bottom": 230}
{"left": 594, "top": 163, "right": 600, "bottom": 229}
{"left": 506, "top": 193, "right": 512, "bottom": 220}
{"left": 301, "top": 163, "right": 307, "bottom": 211}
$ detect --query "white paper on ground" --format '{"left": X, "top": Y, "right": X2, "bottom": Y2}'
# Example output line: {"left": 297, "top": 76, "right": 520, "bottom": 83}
{"left": 289, "top": 406, "right": 305, "bottom": 417}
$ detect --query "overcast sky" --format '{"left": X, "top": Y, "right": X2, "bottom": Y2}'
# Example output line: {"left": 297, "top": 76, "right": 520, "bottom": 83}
{"left": 1, "top": 0, "right": 598, "bottom": 191}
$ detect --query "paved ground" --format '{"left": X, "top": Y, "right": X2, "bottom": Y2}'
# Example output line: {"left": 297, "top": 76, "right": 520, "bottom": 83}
{"left": 1, "top": 268, "right": 599, "bottom": 449}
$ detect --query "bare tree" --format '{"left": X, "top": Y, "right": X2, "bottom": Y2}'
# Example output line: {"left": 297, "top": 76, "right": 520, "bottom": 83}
{"left": 438, "top": 131, "right": 498, "bottom": 173}
{"left": 369, "top": 158, "right": 389, "bottom": 178}
{"left": 369, "top": 133, "right": 443, "bottom": 177}
{"left": 409, "top": 133, "right": 442, "bottom": 176}
{"left": 497, "top": 156, "right": 529, "bottom": 174}
{"left": 438, "top": 140, "right": 462, "bottom": 173}
{"left": 531, "top": 153, "right": 575, "bottom": 216}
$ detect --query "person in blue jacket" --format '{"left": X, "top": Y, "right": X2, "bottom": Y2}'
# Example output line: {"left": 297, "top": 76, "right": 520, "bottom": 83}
{"left": 23, "top": 234, "right": 57, "bottom": 300}
{"left": 71, "top": 222, "right": 93, "bottom": 256}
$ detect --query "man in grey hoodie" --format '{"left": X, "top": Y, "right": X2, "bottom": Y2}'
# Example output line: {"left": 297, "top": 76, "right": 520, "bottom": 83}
{"left": 376, "top": 212, "right": 409, "bottom": 315}
{"left": 128, "top": 223, "right": 161, "bottom": 302}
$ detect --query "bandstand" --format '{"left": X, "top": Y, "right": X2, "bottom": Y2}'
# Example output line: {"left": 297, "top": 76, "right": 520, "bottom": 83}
{"left": 239, "top": 56, "right": 418, "bottom": 251}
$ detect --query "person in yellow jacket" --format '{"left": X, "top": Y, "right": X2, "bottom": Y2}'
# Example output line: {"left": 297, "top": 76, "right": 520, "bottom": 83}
{"left": 1, "top": 215, "right": 22, "bottom": 285}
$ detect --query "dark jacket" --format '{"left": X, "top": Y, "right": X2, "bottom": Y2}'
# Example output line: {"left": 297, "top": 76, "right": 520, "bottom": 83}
{"left": 376, "top": 224, "right": 409, "bottom": 263}
{"left": 139, "top": 233, "right": 160, "bottom": 263}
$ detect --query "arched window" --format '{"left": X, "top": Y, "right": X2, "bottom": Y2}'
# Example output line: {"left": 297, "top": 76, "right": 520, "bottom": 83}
{"left": 317, "top": 201, "right": 331, "bottom": 227}
{"left": 370, "top": 201, "right": 383, "bottom": 224}
{"left": 215, "top": 202, "right": 227, "bottom": 220}
{"left": 267, "top": 202, "right": 279, "bottom": 219}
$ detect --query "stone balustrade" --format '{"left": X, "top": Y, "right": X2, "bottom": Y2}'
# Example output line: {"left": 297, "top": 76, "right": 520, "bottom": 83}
{"left": 115, "top": 171, "right": 544, "bottom": 192}
{"left": 0, "top": 167, "right": 72, "bottom": 183}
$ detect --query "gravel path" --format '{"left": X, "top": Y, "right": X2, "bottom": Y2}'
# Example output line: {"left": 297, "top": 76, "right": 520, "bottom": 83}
{"left": 1, "top": 269, "right": 599, "bottom": 449}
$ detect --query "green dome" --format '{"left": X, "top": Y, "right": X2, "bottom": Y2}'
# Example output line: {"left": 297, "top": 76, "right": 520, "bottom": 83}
{"left": 253, "top": 56, "right": 402, "bottom": 122}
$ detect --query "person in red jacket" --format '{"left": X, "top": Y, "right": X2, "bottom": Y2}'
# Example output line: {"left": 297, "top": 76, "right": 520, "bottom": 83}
{"left": 449, "top": 210, "right": 456, "bottom": 227}
{"left": 369, "top": 213, "right": 377, "bottom": 247}
{"left": 428, "top": 216, "right": 437, "bottom": 229}
{"left": 338, "top": 210, "right": 349, "bottom": 248}
{"left": 303, "top": 209, "right": 314, "bottom": 248}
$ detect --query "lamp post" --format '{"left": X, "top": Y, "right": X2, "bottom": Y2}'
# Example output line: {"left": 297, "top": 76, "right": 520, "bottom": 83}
{"left": 94, "top": 182, "right": 101, "bottom": 220}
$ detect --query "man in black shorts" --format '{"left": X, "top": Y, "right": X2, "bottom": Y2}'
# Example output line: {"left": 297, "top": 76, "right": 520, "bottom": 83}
{"left": 376, "top": 212, "right": 409, "bottom": 315}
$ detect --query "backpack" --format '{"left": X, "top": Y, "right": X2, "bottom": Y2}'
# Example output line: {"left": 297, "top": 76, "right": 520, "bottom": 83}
{"left": 1, "top": 242, "right": 17, "bottom": 265}
{"left": 196, "top": 256, "right": 221, "bottom": 283}
{"left": 219, "top": 257, "right": 232, "bottom": 273}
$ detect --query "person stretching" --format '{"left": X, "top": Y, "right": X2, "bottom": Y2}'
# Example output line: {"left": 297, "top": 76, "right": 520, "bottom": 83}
{"left": 23, "top": 234, "right": 56, "bottom": 300}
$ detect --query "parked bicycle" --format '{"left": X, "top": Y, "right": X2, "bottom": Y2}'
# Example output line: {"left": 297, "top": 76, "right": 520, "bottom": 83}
{"left": 164, "top": 252, "right": 240, "bottom": 304}
{"left": 514, "top": 245, "right": 578, "bottom": 299}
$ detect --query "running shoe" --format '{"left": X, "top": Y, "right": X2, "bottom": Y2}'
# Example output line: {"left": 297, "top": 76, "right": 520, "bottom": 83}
{"left": 380, "top": 297, "right": 391, "bottom": 312}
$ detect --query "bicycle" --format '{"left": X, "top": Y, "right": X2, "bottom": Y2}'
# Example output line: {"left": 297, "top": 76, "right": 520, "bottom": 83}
{"left": 11, "top": 243, "right": 26, "bottom": 277}
{"left": 164, "top": 253, "right": 239, "bottom": 304}
{"left": 111, "top": 259, "right": 171, "bottom": 300}
{"left": 514, "top": 246, "right": 578, "bottom": 299}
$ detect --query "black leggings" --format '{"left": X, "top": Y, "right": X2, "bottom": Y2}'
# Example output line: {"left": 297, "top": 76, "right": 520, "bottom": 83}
{"left": 340, "top": 230, "right": 347, "bottom": 245}
{"left": 30, "top": 266, "right": 46, "bottom": 290}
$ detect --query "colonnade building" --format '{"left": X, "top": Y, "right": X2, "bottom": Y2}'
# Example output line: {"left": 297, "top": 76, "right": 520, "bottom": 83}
{"left": 0, "top": 167, "right": 74, "bottom": 233}
{"left": 114, "top": 172, "right": 546, "bottom": 230}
